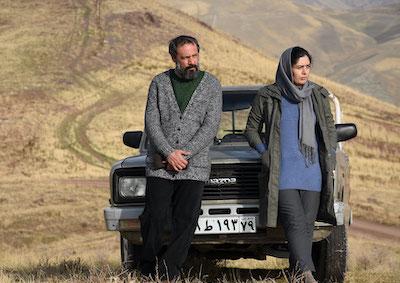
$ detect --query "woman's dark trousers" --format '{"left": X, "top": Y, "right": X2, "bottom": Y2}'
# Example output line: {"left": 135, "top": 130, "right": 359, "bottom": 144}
{"left": 139, "top": 177, "right": 204, "bottom": 280}
{"left": 278, "top": 189, "right": 320, "bottom": 273}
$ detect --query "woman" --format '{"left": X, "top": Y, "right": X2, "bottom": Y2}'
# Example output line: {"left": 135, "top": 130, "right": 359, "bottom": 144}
{"left": 245, "top": 47, "right": 337, "bottom": 282}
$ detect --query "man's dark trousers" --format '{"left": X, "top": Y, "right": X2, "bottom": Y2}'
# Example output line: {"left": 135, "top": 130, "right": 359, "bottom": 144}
{"left": 140, "top": 177, "right": 204, "bottom": 279}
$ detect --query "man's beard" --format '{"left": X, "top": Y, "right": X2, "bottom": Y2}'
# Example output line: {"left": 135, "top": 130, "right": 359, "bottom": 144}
{"left": 175, "top": 62, "right": 200, "bottom": 80}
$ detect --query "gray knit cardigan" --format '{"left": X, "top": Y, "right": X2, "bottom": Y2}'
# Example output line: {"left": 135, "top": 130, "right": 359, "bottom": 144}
{"left": 144, "top": 70, "right": 222, "bottom": 181}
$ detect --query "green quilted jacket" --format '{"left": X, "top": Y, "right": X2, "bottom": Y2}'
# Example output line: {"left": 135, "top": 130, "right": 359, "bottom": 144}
{"left": 245, "top": 82, "right": 337, "bottom": 227}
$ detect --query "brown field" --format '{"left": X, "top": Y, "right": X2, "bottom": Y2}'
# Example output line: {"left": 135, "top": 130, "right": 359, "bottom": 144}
{"left": 1, "top": 180, "right": 399, "bottom": 282}
{"left": 0, "top": 0, "right": 399, "bottom": 282}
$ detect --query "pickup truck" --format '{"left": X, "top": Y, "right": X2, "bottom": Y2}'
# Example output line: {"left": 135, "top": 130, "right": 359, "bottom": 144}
{"left": 104, "top": 85, "right": 357, "bottom": 282}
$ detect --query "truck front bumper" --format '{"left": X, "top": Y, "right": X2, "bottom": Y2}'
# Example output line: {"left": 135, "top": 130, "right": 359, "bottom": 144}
{"left": 104, "top": 201, "right": 346, "bottom": 231}
{"left": 104, "top": 201, "right": 340, "bottom": 244}
{"left": 104, "top": 206, "right": 144, "bottom": 231}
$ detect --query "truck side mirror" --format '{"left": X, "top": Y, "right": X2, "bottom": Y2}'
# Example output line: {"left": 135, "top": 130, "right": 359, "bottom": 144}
{"left": 335, "top": 123, "right": 357, "bottom": 142}
{"left": 123, "top": 131, "right": 143, "bottom": 148}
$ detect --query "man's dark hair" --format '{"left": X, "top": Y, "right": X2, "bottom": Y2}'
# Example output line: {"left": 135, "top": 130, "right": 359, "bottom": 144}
{"left": 169, "top": 35, "right": 200, "bottom": 59}
{"left": 291, "top": 46, "right": 312, "bottom": 65}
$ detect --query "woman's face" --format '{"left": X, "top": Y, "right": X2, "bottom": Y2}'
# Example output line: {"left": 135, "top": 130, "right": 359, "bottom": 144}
{"left": 292, "top": 55, "right": 311, "bottom": 86}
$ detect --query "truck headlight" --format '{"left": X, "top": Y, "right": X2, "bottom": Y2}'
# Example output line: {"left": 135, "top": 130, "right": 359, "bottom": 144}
{"left": 119, "top": 177, "right": 146, "bottom": 198}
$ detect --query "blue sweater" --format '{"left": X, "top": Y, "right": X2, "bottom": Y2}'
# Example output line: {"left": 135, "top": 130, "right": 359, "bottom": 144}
{"left": 279, "top": 96, "right": 322, "bottom": 191}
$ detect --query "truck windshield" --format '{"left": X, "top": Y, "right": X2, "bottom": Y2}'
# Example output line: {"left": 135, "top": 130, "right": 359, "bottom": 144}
{"left": 217, "top": 85, "right": 262, "bottom": 142}
{"left": 216, "top": 108, "right": 253, "bottom": 143}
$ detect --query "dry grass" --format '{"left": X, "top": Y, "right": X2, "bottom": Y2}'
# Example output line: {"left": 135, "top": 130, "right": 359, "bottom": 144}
{"left": 346, "top": 234, "right": 400, "bottom": 283}
{"left": 0, "top": 180, "right": 398, "bottom": 282}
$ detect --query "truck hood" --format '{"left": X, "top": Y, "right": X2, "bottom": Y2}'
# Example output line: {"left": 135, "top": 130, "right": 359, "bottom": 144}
{"left": 208, "top": 143, "right": 261, "bottom": 164}
{"left": 121, "top": 143, "right": 261, "bottom": 168}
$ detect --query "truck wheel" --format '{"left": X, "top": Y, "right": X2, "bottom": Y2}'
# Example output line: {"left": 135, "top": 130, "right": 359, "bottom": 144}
{"left": 313, "top": 225, "right": 347, "bottom": 283}
{"left": 120, "top": 235, "right": 142, "bottom": 272}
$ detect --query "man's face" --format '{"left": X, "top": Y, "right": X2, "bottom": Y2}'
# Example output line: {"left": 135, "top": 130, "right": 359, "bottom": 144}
{"left": 291, "top": 55, "right": 311, "bottom": 86}
{"left": 174, "top": 43, "right": 200, "bottom": 80}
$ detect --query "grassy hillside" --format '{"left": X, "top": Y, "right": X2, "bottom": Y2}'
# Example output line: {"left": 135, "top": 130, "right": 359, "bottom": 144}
{"left": 166, "top": 0, "right": 374, "bottom": 74}
{"left": 165, "top": 0, "right": 400, "bottom": 106}
{"left": 294, "top": 0, "right": 400, "bottom": 9}
{"left": 0, "top": 0, "right": 399, "bottom": 281}
{"left": 327, "top": 4, "right": 400, "bottom": 104}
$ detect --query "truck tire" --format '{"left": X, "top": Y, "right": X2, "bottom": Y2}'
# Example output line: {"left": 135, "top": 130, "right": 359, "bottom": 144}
{"left": 120, "top": 235, "right": 142, "bottom": 272}
{"left": 312, "top": 225, "right": 347, "bottom": 283}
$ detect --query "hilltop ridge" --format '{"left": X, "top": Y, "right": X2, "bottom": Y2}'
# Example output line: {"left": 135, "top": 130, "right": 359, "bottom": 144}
{"left": 165, "top": 0, "right": 400, "bottom": 106}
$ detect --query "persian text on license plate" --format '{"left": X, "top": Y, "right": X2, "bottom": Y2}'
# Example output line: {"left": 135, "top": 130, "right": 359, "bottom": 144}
{"left": 195, "top": 216, "right": 256, "bottom": 235}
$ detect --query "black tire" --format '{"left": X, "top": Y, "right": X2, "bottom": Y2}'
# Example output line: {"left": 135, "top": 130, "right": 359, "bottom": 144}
{"left": 313, "top": 225, "right": 347, "bottom": 283}
{"left": 120, "top": 235, "right": 142, "bottom": 272}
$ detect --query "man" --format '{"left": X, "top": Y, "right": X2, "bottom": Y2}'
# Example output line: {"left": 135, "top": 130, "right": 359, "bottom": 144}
{"left": 140, "top": 35, "right": 222, "bottom": 280}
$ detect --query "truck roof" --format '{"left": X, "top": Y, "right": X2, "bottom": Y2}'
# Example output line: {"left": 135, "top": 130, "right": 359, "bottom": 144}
{"left": 222, "top": 85, "right": 263, "bottom": 112}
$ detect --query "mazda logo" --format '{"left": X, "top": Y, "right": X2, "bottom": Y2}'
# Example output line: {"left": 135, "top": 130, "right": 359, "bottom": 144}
{"left": 207, "top": 178, "right": 237, "bottom": 186}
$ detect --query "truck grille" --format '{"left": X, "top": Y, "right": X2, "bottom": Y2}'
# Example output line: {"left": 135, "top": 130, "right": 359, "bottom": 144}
{"left": 203, "top": 163, "right": 261, "bottom": 200}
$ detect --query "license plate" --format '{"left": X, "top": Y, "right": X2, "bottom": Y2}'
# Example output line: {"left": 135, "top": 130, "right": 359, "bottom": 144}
{"left": 195, "top": 216, "right": 256, "bottom": 235}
